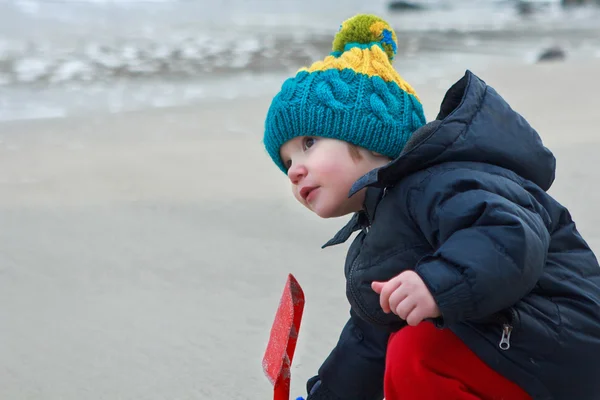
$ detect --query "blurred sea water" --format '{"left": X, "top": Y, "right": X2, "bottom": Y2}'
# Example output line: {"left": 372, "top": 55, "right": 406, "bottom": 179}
{"left": 1, "top": 0, "right": 599, "bottom": 121}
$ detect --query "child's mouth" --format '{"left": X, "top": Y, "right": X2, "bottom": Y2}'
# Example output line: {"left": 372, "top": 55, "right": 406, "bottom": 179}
{"left": 306, "top": 187, "right": 319, "bottom": 202}
{"left": 300, "top": 186, "right": 319, "bottom": 201}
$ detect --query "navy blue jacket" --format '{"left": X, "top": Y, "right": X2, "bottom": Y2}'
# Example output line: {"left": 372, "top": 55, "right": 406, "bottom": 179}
{"left": 309, "top": 71, "right": 600, "bottom": 400}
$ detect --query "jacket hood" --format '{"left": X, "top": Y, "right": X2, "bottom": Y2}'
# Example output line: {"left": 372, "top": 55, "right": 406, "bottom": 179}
{"left": 350, "top": 70, "right": 556, "bottom": 195}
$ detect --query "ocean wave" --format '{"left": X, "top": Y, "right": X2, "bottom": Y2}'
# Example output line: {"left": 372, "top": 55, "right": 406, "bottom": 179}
{"left": 1, "top": 0, "right": 599, "bottom": 86}
{"left": 0, "top": 34, "right": 320, "bottom": 85}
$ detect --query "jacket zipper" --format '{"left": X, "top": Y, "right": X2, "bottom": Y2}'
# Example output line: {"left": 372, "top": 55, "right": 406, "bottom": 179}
{"left": 499, "top": 323, "right": 513, "bottom": 350}
{"left": 497, "top": 307, "right": 518, "bottom": 351}
{"left": 348, "top": 258, "right": 386, "bottom": 326}
{"left": 363, "top": 211, "right": 372, "bottom": 233}
{"left": 364, "top": 187, "right": 388, "bottom": 233}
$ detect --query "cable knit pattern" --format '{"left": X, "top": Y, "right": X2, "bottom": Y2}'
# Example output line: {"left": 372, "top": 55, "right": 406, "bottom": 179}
{"left": 263, "top": 14, "right": 426, "bottom": 173}
{"left": 301, "top": 45, "right": 419, "bottom": 100}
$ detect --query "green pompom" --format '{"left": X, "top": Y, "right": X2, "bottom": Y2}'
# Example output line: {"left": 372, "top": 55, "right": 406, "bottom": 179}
{"left": 332, "top": 14, "right": 398, "bottom": 62}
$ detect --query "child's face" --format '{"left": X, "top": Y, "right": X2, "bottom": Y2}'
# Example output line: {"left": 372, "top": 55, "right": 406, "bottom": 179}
{"left": 280, "top": 136, "right": 389, "bottom": 218}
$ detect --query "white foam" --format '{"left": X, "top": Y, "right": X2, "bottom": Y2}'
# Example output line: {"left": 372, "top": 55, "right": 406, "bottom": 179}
{"left": 14, "top": 58, "right": 50, "bottom": 82}
{"left": 85, "top": 44, "right": 124, "bottom": 69}
{"left": 52, "top": 60, "right": 94, "bottom": 83}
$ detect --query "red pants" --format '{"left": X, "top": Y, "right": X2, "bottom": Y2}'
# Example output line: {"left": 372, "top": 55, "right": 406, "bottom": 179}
{"left": 384, "top": 322, "right": 531, "bottom": 400}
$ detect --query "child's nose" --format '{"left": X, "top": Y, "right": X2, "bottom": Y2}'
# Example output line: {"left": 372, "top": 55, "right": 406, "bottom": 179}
{"left": 287, "top": 163, "right": 307, "bottom": 184}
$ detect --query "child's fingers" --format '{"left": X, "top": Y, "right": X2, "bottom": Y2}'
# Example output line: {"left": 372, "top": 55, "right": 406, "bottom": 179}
{"left": 405, "top": 306, "right": 426, "bottom": 327}
{"left": 377, "top": 276, "right": 404, "bottom": 313}
{"left": 371, "top": 282, "right": 390, "bottom": 312}
{"left": 388, "top": 287, "right": 408, "bottom": 313}
{"left": 371, "top": 281, "right": 384, "bottom": 294}
{"left": 395, "top": 297, "right": 417, "bottom": 321}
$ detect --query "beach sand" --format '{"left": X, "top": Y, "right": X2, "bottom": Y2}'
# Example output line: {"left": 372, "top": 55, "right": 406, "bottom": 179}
{"left": 1, "top": 61, "right": 599, "bottom": 399}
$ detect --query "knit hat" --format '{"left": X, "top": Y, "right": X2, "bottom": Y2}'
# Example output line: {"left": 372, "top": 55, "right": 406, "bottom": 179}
{"left": 263, "top": 14, "right": 427, "bottom": 173}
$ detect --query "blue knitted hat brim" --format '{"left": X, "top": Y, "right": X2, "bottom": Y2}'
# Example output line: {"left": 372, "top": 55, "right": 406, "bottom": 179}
{"left": 264, "top": 69, "right": 426, "bottom": 173}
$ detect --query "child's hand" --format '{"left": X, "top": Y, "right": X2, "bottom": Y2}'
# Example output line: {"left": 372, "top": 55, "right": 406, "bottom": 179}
{"left": 371, "top": 271, "right": 441, "bottom": 326}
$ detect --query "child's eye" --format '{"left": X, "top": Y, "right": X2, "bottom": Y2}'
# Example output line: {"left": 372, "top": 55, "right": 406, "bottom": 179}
{"left": 284, "top": 159, "right": 292, "bottom": 171}
{"left": 303, "top": 137, "right": 316, "bottom": 151}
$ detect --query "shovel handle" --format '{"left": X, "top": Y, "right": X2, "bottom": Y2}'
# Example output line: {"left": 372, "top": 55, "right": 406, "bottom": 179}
{"left": 274, "top": 377, "right": 290, "bottom": 400}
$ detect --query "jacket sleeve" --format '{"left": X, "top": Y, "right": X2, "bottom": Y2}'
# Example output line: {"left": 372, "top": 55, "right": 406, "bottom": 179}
{"left": 309, "top": 309, "right": 389, "bottom": 400}
{"left": 409, "top": 168, "right": 551, "bottom": 326}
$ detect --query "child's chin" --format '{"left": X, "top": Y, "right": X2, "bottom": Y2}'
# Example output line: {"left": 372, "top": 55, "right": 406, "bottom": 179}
{"left": 312, "top": 206, "right": 350, "bottom": 219}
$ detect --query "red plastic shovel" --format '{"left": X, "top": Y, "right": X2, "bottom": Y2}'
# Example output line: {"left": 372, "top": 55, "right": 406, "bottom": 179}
{"left": 262, "top": 273, "right": 305, "bottom": 400}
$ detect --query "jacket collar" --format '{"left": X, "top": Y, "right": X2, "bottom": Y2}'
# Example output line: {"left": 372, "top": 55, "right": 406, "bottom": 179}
{"left": 322, "top": 186, "right": 384, "bottom": 248}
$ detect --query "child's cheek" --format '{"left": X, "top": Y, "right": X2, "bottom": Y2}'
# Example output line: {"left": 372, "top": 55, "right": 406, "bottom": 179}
{"left": 320, "top": 159, "right": 347, "bottom": 179}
